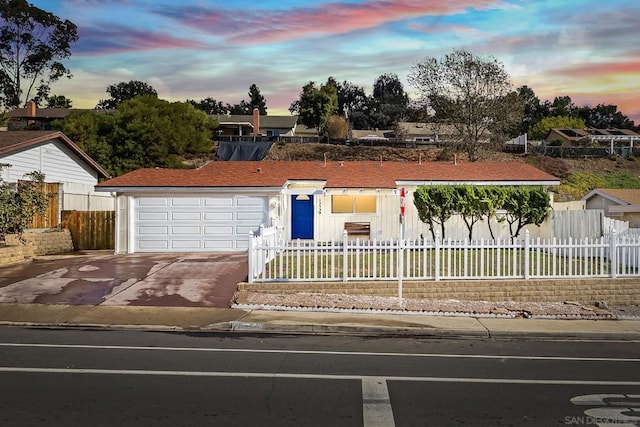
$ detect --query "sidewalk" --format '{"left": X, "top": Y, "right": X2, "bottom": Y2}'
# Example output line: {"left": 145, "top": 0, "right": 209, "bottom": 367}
{"left": 1, "top": 303, "right": 639, "bottom": 340}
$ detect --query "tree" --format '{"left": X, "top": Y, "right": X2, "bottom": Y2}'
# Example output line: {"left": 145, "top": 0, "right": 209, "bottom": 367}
{"left": 409, "top": 48, "right": 519, "bottom": 161}
{"left": 0, "top": 164, "right": 49, "bottom": 245}
{"left": 248, "top": 83, "right": 267, "bottom": 115}
{"left": 499, "top": 187, "right": 550, "bottom": 240}
{"left": 517, "top": 85, "right": 544, "bottom": 134}
{"left": 289, "top": 79, "right": 338, "bottom": 135}
{"left": 55, "top": 96, "right": 217, "bottom": 176}
{"left": 96, "top": 80, "right": 157, "bottom": 110}
{"left": 326, "top": 115, "right": 347, "bottom": 139}
{"left": 335, "top": 79, "right": 372, "bottom": 130}
{"left": 529, "top": 115, "right": 586, "bottom": 140}
{"left": 46, "top": 94, "right": 72, "bottom": 108}
{"left": 577, "top": 104, "right": 635, "bottom": 129}
{"left": 0, "top": 0, "right": 78, "bottom": 108}
{"left": 413, "top": 185, "right": 456, "bottom": 240}
{"left": 370, "top": 73, "right": 409, "bottom": 129}
{"left": 187, "top": 97, "right": 227, "bottom": 115}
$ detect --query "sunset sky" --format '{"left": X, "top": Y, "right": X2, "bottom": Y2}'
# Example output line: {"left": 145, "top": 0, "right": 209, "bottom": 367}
{"left": 31, "top": 0, "right": 640, "bottom": 123}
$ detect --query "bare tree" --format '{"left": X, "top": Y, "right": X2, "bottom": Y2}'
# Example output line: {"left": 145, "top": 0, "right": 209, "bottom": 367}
{"left": 409, "top": 48, "right": 521, "bottom": 161}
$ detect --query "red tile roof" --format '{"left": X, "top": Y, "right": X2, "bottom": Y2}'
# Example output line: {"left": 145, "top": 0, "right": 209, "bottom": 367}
{"left": 97, "top": 160, "right": 559, "bottom": 189}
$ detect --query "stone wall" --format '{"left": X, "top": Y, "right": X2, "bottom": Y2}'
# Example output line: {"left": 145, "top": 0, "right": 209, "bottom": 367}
{"left": 238, "top": 277, "right": 640, "bottom": 306}
{"left": 0, "top": 230, "right": 74, "bottom": 266}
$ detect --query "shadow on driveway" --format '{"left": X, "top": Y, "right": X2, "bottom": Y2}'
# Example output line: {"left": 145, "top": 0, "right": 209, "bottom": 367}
{"left": 0, "top": 253, "right": 247, "bottom": 308}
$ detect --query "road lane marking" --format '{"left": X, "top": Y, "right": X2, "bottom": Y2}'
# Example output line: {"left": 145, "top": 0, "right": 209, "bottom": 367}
{"left": 0, "top": 343, "right": 638, "bottom": 363}
{"left": 362, "top": 377, "right": 395, "bottom": 427}
{"left": 1, "top": 367, "right": 640, "bottom": 386}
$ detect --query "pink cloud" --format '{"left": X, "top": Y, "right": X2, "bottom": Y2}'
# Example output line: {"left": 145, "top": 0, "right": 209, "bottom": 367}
{"left": 550, "top": 61, "right": 640, "bottom": 79}
{"left": 76, "top": 26, "right": 209, "bottom": 55}
{"left": 164, "top": 0, "right": 506, "bottom": 44}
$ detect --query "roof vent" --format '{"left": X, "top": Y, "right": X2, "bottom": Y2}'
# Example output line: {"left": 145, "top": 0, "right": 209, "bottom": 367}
{"left": 256, "top": 167, "right": 262, "bottom": 173}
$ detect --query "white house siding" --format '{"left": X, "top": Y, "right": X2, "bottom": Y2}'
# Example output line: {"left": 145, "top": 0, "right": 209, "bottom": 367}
{"left": 310, "top": 187, "right": 550, "bottom": 242}
{"left": 1, "top": 140, "right": 98, "bottom": 184}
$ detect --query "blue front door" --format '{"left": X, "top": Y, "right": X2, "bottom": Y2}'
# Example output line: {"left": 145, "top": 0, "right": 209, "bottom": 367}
{"left": 291, "top": 195, "right": 314, "bottom": 239}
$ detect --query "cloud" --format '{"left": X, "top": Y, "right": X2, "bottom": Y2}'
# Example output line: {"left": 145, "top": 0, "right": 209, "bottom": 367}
{"left": 153, "top": 0, "right": 508, "bottom": 44}
{"left": 75, "top": 25, "right": 210, "bottom": 55}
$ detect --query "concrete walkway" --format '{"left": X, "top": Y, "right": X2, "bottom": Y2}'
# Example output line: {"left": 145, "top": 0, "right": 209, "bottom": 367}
{"left": 1, "top": 303, "right": 640, "bottom": 340}
{"left": 1, "top": 253, "right": 639, "bottom": 340}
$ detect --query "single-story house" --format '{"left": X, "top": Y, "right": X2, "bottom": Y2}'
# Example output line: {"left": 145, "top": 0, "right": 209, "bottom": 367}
{"left": 0, "top": 131, "right": 112, "bottom": 227}
{"left": 95, "top": 160, "right": 559, "bottom": 254}
{"left": 583, "top": 188, "right": 640, "bottom": 227}
{"left": 211, "top": 109, "right": 299, "bottom": 138}
{"left": 6, "top": 102, "right": 70, "bottom": 131}
{"left": 545, "top": 128, "right": 640, "bottom": 147}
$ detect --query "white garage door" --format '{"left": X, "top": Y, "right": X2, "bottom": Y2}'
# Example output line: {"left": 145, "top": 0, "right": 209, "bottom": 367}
{"left": 135, "top": 195, "right": 268, "bottom": 252}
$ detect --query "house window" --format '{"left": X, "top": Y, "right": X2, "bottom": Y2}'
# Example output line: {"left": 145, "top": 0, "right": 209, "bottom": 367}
{"left": 331, "top": 195, "right": 376, "bottom": 213}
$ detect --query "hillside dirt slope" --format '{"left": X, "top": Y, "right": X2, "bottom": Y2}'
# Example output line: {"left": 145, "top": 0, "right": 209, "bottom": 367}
{"left": 265, "top": 142, "right": 640, "bottom": 177}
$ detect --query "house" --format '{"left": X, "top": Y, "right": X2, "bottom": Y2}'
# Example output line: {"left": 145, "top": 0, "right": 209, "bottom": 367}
{"left": 95, "top": 160, "right": 559, "bottom": 254}
{"left": 211, "top": 109, "right": 299, "bottom": 138}
{"left": 6, "top": 102, "right": 70, "bottom": 131}
{"left": 0, "top": 131, "right": 112, "bottom": 227}
{"left": 545, "top": 128, "right": 640, "bottom": 147}
{"left": 582, "top": 188, "right": 640, "bottom": 227}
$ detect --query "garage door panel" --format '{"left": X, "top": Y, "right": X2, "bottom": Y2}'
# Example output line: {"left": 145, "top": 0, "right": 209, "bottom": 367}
{"left": 237, "top": 211, "right": 267, "bottom": 221}
{"left": 138, "top": 198, "right": 168, "bottom": 207}
{"left": 139, "top": 212, "right": 168, "bottom": 221}
{"left": 171, "top": 240, "right": 201, "bottom": 250}
{"left": 204, "top": 212, "right": 233, "bottom": 221}
{"left": 172, "top": 212, "right": 201, "bottom": 221}
{"left": 172, "top": 226, "right": 201, "bottom": 235}
{"left": 139, "top": 240, "right": 169, "bottom": 250}
{"left": 135, "top": 195, "right": 268, "bottom": 252}
{"left": 204, "top": 198, "right": 233, "bottom": 207}
{"left": 138, "top": 226, "right": 169, "bottom": 235}
{"left": 171, "top": 198, "right": 201, "bottom": 207}
{"left": 204, "top": 226, "right": 233, "bottom": 235}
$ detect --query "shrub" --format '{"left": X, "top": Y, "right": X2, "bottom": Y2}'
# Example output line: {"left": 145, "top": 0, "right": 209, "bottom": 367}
{"left": 534, "top": 156, "right": 571, "bottom": 178}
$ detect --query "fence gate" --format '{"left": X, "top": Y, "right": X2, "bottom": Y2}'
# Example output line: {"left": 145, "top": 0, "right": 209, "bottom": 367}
{"left": 61, "top": 210, "right": 115, "bottom": 250}
{"left": 26, "top": 182, "right": 59, "bottom": 228}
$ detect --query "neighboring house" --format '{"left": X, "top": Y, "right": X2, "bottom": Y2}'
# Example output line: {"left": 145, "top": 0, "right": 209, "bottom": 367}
{"left": 582, "top": 188, "right": 640, "bottom": 227}
{"left": 6, "top": 102, "right": 70, "bottom": 131}
{"left": 545, "top": 128, "right": 640, "bottom": 147}
{"left": 95, "top": 160, "right": 559, "bottom": 254}
{"left": 211, "top": 109, "right": 299, "bottom": 137}
{"left": 0, "top": 131, "right": 113, "bottom": 227}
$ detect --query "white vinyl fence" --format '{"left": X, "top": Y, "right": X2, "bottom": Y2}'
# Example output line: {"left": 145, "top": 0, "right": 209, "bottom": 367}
{"left": 248, "top": 227, "right": 640, "bottom": 283}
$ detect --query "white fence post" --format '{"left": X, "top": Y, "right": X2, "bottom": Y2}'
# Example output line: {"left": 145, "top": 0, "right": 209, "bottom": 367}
{"left": 434, "top": 232, "right": 441, "bottom": 281}
{"left": 343, "top": 230, "right": 348, "bottom": 282}
{"left": 610, "top": 228, "right": 618, "bottom": 278}
{"left": 398, "top": 238, "right": 404, "bottom": 300}
{"left": 248, "top": 231, "right": 255, "bottom": 283}
{"left": 524, "top": 230, "right": 530, "bottom": 280}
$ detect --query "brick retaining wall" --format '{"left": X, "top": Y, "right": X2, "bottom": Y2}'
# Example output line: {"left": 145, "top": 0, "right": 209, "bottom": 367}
{"left": 0, "top": 230, "right": 74, "bottom": 266}
{"left": 238, "top": 278, "right": 640, "bottom": 306}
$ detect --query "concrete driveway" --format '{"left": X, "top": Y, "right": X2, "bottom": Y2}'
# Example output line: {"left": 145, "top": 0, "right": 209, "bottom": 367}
{"left": 0, "top": 253, "right": 247, "bottom": 308}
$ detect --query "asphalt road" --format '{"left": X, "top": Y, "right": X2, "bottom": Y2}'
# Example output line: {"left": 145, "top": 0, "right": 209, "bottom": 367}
{"left": 0, "top": 328, "right": 639, "bottom": 426}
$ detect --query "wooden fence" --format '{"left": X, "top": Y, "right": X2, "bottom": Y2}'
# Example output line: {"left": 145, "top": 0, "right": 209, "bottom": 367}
{"left": 61, "top": 210, "right": 115, "bottom": 250}
{"left": 27, "top": 182, "right": 59, "bottom": 228}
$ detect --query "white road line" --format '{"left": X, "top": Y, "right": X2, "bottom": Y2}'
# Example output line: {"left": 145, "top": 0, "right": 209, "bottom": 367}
{"left": 362, "top": 377, "right": 395, "bottom": 427}
{"left": 0, "top": 343, "right": 638, "bottom": 362}
{"left": 1, "top": 366, "right": 640, "bottom": 386}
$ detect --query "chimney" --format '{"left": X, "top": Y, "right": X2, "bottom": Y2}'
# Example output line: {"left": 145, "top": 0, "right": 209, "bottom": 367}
{"left": 252, "top": 107, "right": 260, "bottom": 136}
{"left": 27, "top": 101, "right": 37, "bottom": 118}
